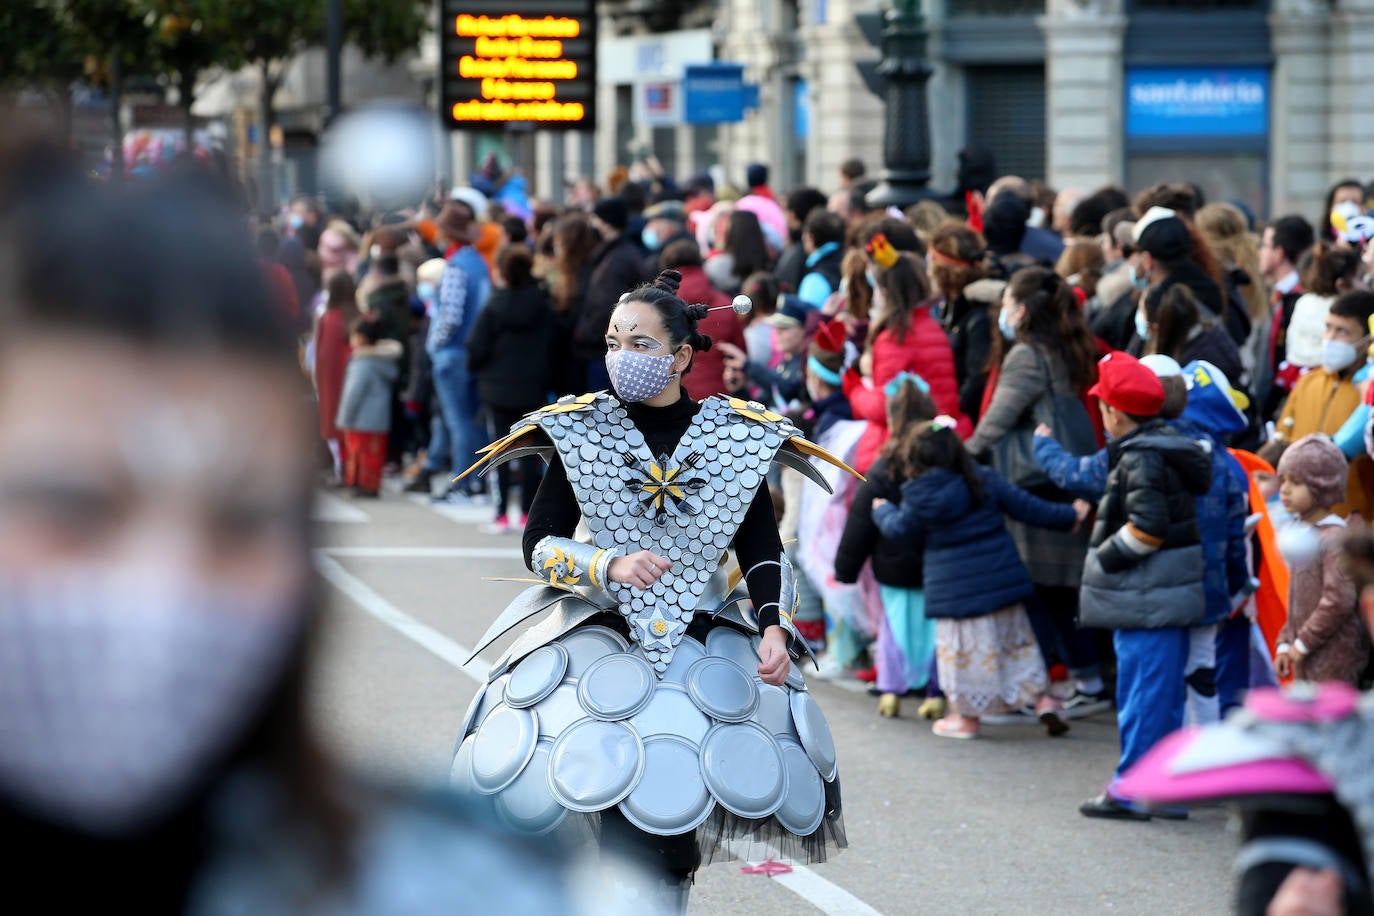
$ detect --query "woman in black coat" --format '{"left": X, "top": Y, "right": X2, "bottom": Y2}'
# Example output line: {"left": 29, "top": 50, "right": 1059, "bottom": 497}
{"left": 1142, "top": 283, "right": 1246, "bottom": 388}
{"left": 833, "top": 377, "right": 943, "bottom": 718}
{"left": 466, "top": 246, "right": 555, "bottom": 530}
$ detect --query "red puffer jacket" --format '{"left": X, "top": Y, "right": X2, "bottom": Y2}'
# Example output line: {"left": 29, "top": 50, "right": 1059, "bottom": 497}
{"left": 844, "top": 306, "right": 970, "bottom": 473}
{"left": 675, "top": 265, "right": 747, "bottom": 400}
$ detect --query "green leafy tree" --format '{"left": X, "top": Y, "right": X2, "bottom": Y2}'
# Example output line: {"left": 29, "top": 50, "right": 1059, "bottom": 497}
{"left": 224, "top": 0, "right": 428, "bottom": 213}
{"left": 146, "top": 0, "right": 245, "bottom": 148}
{"left": 42, "top": 0, "right": 156, "bottom": 176}
{"left": 0, "top": 4, "right": 84, "bottom": 138}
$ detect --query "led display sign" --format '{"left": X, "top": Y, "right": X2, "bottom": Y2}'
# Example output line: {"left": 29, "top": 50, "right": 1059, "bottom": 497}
{"left": 439, "top": 1, "right": 597, "bottom": 130}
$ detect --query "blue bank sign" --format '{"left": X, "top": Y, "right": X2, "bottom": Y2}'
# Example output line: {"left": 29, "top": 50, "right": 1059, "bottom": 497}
{"left": 1126, "top": 67, "right": 1269, "bottom": 138}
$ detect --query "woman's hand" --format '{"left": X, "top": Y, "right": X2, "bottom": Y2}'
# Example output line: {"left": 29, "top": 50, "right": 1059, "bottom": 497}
{"left": 1072, "top": 499, "right": 1093, "bottom": 532}
{"left": 1275, "top": 650, "right": 1293, "bottom": 680}
{"left": 608, "top": 551, "right": 671, "bottom": 589}
{"left": 872, "top": 497, "right": 889, "bottom": 510}
{"left": 757, "top": 626, "right": 791, "bottom": 686}
{"left": 716, "top": 341, "right": 747, "bottom": 371}
{"left": 1034, "top": 423, "right": 1054, "bottom": 438}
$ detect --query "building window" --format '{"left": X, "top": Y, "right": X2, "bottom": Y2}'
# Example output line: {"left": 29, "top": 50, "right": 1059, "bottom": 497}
{"left": 948, "top": 0, "right": 1044, "bottom": 16}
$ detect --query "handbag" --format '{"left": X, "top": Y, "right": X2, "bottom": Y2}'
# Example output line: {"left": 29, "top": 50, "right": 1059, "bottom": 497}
{"left": 991, "top": 346, "right": 1098, "bottom": 493}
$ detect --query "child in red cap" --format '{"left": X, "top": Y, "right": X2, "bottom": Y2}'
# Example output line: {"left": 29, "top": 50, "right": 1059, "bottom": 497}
{"left": 1077, "top": 351, "right": 1214, "bottom": 821}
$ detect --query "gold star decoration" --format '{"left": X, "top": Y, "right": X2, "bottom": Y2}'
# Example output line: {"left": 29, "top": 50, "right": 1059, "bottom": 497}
{"left": 542, "top": 547, "right": 582, "bottom": 587}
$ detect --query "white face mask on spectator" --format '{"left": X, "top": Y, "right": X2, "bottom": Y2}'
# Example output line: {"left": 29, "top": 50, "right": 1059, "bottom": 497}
{"left": 1321, "top": 338, "right": 1358, "bottom": 373}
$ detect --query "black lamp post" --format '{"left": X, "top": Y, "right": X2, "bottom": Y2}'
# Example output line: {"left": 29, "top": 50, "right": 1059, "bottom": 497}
{"left": 865, "top": 0, "right": 940, "bottom": 209}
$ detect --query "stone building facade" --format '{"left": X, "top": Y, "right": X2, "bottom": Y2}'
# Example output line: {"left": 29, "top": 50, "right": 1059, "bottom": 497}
{"left": 507, "top": 0, "right": 1372, "bottom": 221}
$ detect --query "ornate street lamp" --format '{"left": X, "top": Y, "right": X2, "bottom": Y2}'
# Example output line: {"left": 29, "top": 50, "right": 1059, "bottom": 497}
{"left": 865, "top": 0, "right": 940, "bottom": 209}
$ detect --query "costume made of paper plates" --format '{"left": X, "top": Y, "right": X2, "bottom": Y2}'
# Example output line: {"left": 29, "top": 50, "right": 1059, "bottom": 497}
{"left": 450, "top": 392, "right": 854, "bottom": 865}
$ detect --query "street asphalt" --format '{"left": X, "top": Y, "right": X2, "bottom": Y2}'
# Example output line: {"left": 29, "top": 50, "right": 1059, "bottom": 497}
{"left": 309, "top": 488, "right": 1235, "bottom": 915}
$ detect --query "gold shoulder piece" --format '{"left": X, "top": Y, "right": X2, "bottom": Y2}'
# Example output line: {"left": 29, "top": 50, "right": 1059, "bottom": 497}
{"left": 454, "top": 424, "right": 542, "bottom": 482}
{"left": 783, "top": 436, "right": 866, "bottom": 482}
{"left": 537, "top": 392, "right": 600, "bottom": 415}
{"left": 478, "top": 424, "right": 539, "bottom": 455}
{"left": 726, "top": 396, "right": 785, "bottom": 425}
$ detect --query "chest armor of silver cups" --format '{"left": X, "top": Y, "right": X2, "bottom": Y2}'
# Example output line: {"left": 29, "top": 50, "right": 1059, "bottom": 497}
{"left": 522, "top": 393, "right": 797, "bottom": 673}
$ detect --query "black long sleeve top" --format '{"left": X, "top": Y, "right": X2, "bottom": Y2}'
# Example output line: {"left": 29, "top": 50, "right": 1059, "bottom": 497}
{"left": 522, "top": 393, "right": 786, "bottom": 631}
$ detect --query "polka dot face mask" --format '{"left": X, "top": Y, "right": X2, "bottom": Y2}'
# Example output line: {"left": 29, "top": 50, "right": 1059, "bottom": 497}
{"left": 605, "top": 349, "right": 679, "bottom": 403}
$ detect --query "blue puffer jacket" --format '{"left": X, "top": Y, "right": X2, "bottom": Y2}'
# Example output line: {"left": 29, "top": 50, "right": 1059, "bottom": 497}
{"left": 1177, "top": 364, "right": 1251, "bottom": 626}
{"left": 1034, "top": 366, "right": 1251, "bottom": 626}
{"left": 873, "top": 465, "right": 1077, "bottom": 619}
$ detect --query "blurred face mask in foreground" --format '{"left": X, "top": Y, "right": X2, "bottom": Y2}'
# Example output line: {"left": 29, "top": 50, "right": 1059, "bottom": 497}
{"left": 0, "top": 566, "right": 299, "bottom": 835}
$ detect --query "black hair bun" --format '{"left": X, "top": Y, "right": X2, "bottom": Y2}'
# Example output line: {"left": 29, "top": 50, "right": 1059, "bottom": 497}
{"left": 690, "top": 331, "right": 713, "bottom": 353}
{"left": 685, "top": 302, "right": 710, "bottom": 321}
{"left": 654, "top": 269, "right": 682, "bottom": 296}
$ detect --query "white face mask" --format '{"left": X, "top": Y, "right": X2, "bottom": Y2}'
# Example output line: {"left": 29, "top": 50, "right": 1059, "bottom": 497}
{"left": 0, "top": 565, "right": 299, "bottom": 835}
{"left": 1322, "top": 338, "right": 1359, "bottom": 373}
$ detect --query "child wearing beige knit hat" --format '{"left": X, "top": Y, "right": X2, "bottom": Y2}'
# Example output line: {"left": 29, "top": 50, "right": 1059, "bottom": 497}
{"left": 1274, "top": 434, "right": 1369, "bottom": 684}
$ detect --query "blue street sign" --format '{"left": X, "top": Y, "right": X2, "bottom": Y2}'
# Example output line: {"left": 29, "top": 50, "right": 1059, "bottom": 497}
{"left": 1126, "top": 67, "right": 1269, "bottom": 138}
{"left": 684, "top": 63, "right": 747, "bottom": 125}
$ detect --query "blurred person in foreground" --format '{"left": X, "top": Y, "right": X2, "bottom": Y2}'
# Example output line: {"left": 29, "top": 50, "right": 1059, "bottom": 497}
{"left": 0, "top": 142, "right": 646, "bottom": 915}
{"left": 1114, "top": 523, "right": 1374, "bottom": 913}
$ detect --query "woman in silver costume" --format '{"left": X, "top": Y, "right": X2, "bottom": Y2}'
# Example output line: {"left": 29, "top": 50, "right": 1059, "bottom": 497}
{"left": 451, "top": 270, "right": 852, "bottom": 907}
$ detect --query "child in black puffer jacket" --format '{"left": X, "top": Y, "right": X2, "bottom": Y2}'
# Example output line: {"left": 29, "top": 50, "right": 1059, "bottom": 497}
{"left": 835, "top": 375, "right": 941, "bottom": 719}
{"left": 1077, "top": 351, "right": 1212, "bottom": 822}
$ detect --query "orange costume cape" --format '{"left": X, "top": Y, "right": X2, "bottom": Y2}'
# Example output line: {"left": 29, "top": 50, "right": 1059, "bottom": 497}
{"left": 1230, "top": 448, "right": 1288, "bottom": 657}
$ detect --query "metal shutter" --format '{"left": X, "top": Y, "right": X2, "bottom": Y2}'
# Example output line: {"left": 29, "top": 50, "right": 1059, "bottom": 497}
{"left": 966, "top": 65, "right": 1046, "bottom": 182}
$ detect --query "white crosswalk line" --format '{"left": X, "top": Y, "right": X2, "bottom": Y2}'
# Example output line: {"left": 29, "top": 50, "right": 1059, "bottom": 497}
{"left": 313, "top": 492, "right": 370, "bottom": 524}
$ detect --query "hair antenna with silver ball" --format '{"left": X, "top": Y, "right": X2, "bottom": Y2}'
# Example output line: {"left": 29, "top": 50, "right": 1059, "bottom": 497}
{"left": 706, "top": 295, "right": 754, "bottom": 316}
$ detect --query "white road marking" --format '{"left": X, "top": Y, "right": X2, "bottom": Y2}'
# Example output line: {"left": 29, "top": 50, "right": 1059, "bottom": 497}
{"left": 314, "top": 552, "right": 491, "bottom": 681}
{"left": 313, "top": 492, "right": 370, "bottom": 524}
{"left": 411, "top": 495, "right": 493, "bottom": 524}
{"left": 722, "top": 841, "right": 882, "bottom": 916}
{"left": 315, "top": 549, "right": 876, "bottom": 916}
{"left": 323, "top": 546, "right": 524, "bottom": 559}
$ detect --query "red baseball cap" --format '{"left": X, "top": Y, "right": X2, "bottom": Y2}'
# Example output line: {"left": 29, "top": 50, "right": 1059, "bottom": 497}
{"left": 1088, "top": 351, "right": 1165, "bottom": 416}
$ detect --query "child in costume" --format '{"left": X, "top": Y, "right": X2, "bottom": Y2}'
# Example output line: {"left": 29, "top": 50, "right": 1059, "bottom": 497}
{"left": 835, "top": 374, "right": 943, "bottom": 719}
{"left": 1077, "top": 351, "right": 1212, "bottom": 820}
{"left": 872, "top": 418, "right": 1090, "bottom": 738}
{"left": 1035, "top": 357, "right": 1252, "bottom": 724}
{"left": 1274, "top": 434, "right": 1369, "bottom": 685}
{"left": 793, "top": 320, "right": 878, "bottom": 674}
{"left": 336, "top": 317, "right": 403, "bottom": 498}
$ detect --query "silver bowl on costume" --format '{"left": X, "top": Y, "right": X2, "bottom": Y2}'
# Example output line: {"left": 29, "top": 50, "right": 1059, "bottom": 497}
{"left": 471, "top": 705, "right": 540, "bottom": 794}
{"left": 685, "top": 657, "right": 760, "bottom": 723}
{"left": 493, "top": 738, "right": 567, "bottom": 835}
{"left": 790, "top": 692, "right": 838, "bottom": 782}
{"left": 630, "top": 682, "right": 711, "bottom": 744}
{"left": 449, "top": 620, "right": 839, "bottom": 845}
{"left": 505, "top": 644, "right": 569, "bottom": 709}
{"left": 559, "top": 625, "right": 630, "bottom": 678}
{"left": 577, "top": 653, "right": 655, "bottom": 720}
{"left": 774, "top": 737, "right": 827, "bottom": 835}
{"left": 700, "top": 722, "right": 788, "bottom": 819}
{"left": 549, "top": 718, "right": 646, "bottom": 812}
{"left": 619, "top": 734, "right": 716, "bottom": 836}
